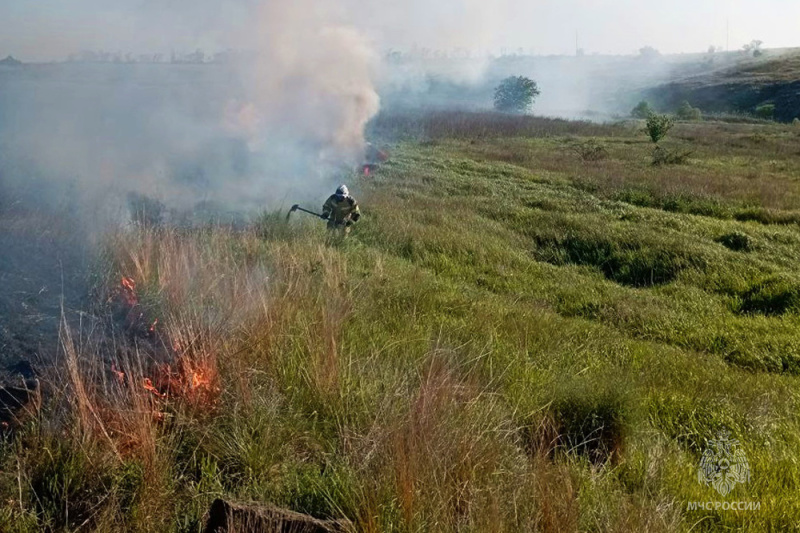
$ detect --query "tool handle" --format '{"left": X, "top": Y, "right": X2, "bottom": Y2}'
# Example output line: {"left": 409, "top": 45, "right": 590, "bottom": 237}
{"left": 296, "top": 207, "right": 323, "bottom": 217}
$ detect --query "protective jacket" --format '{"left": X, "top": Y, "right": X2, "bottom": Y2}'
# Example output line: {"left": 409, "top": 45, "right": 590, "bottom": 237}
{"left": 322, "top": 194, "right": 361, "bottom": 230}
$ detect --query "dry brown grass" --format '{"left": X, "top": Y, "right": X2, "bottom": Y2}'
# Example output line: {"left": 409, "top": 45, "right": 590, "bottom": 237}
{"left": 371, "top": 110, "right": 632, "bottom": 141}
{"left": 450, "top": 123, "right": 800, "bottom": 211}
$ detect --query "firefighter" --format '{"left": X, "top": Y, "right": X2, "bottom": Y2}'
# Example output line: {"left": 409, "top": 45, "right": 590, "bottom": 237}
{"left": 321, "top": 184, "right": 361, "bottom": 234}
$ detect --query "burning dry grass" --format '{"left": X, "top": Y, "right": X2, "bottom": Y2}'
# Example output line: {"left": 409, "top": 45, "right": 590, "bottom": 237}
{"left": 8, "top": 220, "right": 660, "bottom": 531}
{"left": 4, "top": 113, "right": 800, "bottom": 532}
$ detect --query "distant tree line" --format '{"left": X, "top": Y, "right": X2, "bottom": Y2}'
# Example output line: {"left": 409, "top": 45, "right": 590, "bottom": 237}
{"left": 65, "top": 49, "right": 251, "bottom": 65}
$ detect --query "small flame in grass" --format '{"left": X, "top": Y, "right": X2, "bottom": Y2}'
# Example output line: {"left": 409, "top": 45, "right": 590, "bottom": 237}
{"left": 108, "top": 327, "right": 220, "bottom": 410}
{"left": 142, "top": 378, "right": 163, "bottom": 398}
{"left": 121, "top": 277, "right": 135, "bottom": 292}
{"left": 189, "top": 365, "right": 212, "bottom": 390}
{"left": 111, "top": 363, "right": 126, "bottom": 385}
{"left": 149, "top": 318, "right": 159, "bottom": 333}
{"left": 118, "top": 276, "right": 139, "bottom": 307}
{"left": 161, "top": 356, "right": 220, "bottom": 405}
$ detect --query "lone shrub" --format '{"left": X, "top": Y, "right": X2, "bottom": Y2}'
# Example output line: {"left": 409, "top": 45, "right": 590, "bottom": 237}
{"left": 676, "top": 101, "right": 702, "bottom": 121}
{"left": 644, "top": 113, "right": 674, "bottom": 143}
{"left": 631, "top": 100, "right": 653, "bottom": 119}
{"left": 755, "top": 104, "right": 775, "bottom": 120}
{"left": 493, "top": 76, "right": 540, "bottom": 114}
{"left": 652, "top": 146, "right": 692, "bottom": 166}
{"left": 571, "top": 139, "right": 609, "bottom": 162}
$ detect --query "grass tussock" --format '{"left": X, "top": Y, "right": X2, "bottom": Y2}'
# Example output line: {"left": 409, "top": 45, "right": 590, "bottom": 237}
{"left": 716, "top": 231, "right": 753, "bottom": 252}
{"left": 532, "top": 230, "right": 705, "bottom": 287}
{"left": 737, "top": 275, "right": 800, "bottom": 316}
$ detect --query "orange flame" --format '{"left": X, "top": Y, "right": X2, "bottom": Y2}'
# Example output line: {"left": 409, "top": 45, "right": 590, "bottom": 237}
{"left": 142, "top": 378, "right": 163, "bottom": 398}
{"left": 119, "top": 276, "right": 139, "bottom": 307}
{"left": 111, "top": 363, "right": 125, "bottom": 384}
{"left": 121, "top": 277, "right": 135, "bottom": 292}
{"left": 190, "top": 367, "right": 212, "bottom": 390}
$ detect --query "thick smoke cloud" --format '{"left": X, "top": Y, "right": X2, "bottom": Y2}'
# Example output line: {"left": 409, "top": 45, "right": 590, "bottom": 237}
{"left": 0, "top": 0, "right": 388, "bottom": 217}
{"left": 0, "top": 0, "right": 516, "bottom": 217}
{"left": 235, "top": 0, "right": 380, "bottom": 169}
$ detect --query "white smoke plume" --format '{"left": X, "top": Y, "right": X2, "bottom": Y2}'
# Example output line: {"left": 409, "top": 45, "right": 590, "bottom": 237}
{"left": 233, "top": 0, "right": 380, "bottom": 165}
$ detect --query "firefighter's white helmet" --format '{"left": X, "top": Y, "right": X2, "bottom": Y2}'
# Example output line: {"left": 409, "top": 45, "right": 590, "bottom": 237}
{"left": 335, "top": 184, "right": 349, "bottom": 197}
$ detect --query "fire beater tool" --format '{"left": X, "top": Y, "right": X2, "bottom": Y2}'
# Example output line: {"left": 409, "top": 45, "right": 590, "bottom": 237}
{"left": 286, "top": 204, "right": 324, "bottom": 221}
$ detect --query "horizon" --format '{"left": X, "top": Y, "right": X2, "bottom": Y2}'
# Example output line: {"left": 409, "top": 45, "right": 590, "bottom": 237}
{"left": 3, "top": 45, "right": 798, "bottom": 65}
{"left": 2, "top": 1, "right": 800, "bottom": 63}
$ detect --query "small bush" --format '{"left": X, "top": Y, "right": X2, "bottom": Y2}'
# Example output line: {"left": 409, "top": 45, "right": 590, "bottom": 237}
{"left": 755, "top": 104, "right": 775, "bottom": 120}
{"left": 652, "top": 146, "right": 692, "bottom": 166}
{"left": 676, "top": 101, "right": 702, "bottom": 121}
{"left": 570, "top": 139, "right": 609, "bottom": 162}
{"left": 793, "top": 117, "right": 800, "bottom": 126}
{"left": 615, "top": 189, "right": 658, "bottom": 209}
{"left": 644, "top": 113, "right": 674, "bottom": 143}
{"left": 716, "top": 231, "right": 752, "bottom": 252}
{"left": 631, "top": 100, "right": 653, "bottom": 119}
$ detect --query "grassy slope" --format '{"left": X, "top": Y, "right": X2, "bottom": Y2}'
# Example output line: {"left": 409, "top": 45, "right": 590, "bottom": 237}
{"left": 2, "top": 114, "right": 800, "bottom": 532}
{"left": 704, "top": 50, "right": 800, "bottom": 84}
{"left": 646, "top": 50, "right": 800, "bottom": 120}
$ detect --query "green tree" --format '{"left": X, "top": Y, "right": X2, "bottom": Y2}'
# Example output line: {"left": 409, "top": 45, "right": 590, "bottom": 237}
{"left": 493, "top": 76, "right": 540, "bottom": 113}
{"left": 638, "top": 46, "right": 661, "bottom": 60}
{"left": 743, "top": 40, "right": 764, "bottom": 58}
{"left": 631, "top": 100, "right": 654, "bottom": 119}
{"left": 676, "top": 101, "right": 702, "bottom": 121}
{"left": 645, "top": 113, "right": 674, "bottom": 144}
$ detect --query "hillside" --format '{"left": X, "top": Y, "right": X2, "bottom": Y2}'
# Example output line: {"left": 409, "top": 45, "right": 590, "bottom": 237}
{"left": 646, "top": 49, "right": 800, "bottom": 121}
{"left": 2, "top": 113, "right": 800, "bottom": 531}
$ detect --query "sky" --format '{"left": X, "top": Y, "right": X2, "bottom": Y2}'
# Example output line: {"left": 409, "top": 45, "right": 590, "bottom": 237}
{"left": 1, "top": 0, "right": 799, "bottom": 61}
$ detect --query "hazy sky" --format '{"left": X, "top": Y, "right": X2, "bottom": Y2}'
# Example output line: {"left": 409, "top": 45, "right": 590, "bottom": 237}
{"left": 1, "top": 0, "right": 799, "bottom": 61}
